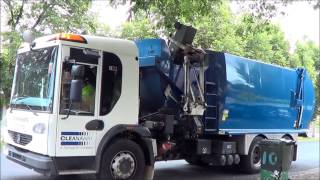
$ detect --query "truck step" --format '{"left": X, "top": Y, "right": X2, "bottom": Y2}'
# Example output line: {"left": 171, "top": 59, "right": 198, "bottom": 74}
{"left": 205, "top": 117, "right": 217, "bottom": 120}
{"left": 206, "top": 93, "right": 217, "bottom": 96}
{"left": 205, "top": 81, "right": 216, "bottom": 85}
{"left": 58, "top": 169, "right": 97, "bottom": 175}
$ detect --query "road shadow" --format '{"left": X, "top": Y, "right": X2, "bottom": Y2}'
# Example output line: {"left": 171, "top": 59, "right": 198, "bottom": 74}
{"left": 0, "top": 175, "right": 95, "bottom": 180}
{"left": 153, "top": 161, "right": 258, "bottom": 180}
{"left": 1, "top": 165, "right": 259, "bottom": 180}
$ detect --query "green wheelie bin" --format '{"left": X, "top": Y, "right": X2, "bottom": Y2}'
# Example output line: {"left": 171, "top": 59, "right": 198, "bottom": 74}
{"left": 260, "top": 139, "right": 296, "bottom": 180}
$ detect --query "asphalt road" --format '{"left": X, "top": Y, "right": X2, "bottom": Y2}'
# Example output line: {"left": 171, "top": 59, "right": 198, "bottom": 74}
{"left": 1, "top": 141, "right": 319, "bottom": 180}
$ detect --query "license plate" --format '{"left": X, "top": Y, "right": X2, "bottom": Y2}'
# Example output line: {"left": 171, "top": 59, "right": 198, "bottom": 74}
{"left": 8, "top": 150, "right": 26, "bottom": 162}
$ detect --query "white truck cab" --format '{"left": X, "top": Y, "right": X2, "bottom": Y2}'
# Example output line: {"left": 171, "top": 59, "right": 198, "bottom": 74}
{"left": 3, "top": 34, "right": 154, "bottom": 179}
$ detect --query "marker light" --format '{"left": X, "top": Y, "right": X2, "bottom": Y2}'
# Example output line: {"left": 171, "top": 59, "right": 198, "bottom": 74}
{"left": 50, "top": 33, "right": 87, "bottom": 44}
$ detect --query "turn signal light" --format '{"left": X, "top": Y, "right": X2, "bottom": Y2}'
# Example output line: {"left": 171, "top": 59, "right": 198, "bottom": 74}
{"left": 50, "top": 33, "right": 87, "bottom": 44}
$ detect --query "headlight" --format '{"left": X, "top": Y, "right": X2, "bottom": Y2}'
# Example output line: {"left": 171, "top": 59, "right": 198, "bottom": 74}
{"left": 32, "top": 123, "right": 46, "bottom": 134}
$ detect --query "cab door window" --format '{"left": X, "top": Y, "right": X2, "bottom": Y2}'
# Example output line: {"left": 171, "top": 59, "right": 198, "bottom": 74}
{"left": 100, "top": 52, "right": 122, "bottom": 115}
{"left": 60, "top": 48, "right": 98, "bottom": 116}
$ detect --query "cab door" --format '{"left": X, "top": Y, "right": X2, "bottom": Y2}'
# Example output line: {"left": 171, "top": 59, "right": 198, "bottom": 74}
{"left": 56, "top": 45, "right": 101, "bottom": 156}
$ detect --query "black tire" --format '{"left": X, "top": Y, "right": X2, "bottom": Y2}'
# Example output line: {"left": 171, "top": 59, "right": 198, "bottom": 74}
{"left": 97, "top": 139, "right": 145, "bottom": 180}
{"left": 282, "top": 135, "right": 293, "bottom": 140}
{"left": 240, "top": 136, "right": 264, "bottom": 174}
{"left": 185, "top": 157, "right": 208, "bottom": 167}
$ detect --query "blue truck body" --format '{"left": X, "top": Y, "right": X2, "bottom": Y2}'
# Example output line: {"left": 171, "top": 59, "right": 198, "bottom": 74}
{"left": 136, "top": 39, "right": 315, "bottom": 135}
{"left": 204, "top": 52, "right": 315, "bottom": 134}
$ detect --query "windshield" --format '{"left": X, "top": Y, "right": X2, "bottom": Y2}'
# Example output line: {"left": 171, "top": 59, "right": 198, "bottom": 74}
{"left": 11, "top": 46, "right": 58, "bottom": 112}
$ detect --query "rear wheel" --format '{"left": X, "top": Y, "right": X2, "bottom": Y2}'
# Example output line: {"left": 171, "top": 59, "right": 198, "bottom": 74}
{"left": 282, "top": 135, "right": 293, "bottom": 140}
{"left": 240, "top": 136, "right": 264, "bottom": 174}
{"left": 97, "top": 139, "right": 145, "bottom": 180}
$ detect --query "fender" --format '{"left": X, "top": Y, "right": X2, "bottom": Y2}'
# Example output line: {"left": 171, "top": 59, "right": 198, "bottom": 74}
{"left": 95, "top": 124, "right": 154, "bottom": 171}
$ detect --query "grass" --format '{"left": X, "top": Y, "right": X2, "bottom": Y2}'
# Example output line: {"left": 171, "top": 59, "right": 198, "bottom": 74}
{"left": 298, "top": 136, "right": 320, "bottom": 142}
{"left": 0, "top": 137, "right": 3, "bottom": 149}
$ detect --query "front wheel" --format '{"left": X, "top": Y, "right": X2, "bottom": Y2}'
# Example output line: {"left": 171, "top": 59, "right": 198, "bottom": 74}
{"left": 97, "top": 139, "right": 146, "bottom": 180}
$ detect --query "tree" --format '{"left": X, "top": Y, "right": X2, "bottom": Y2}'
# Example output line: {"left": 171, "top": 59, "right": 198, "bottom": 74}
{"left": 234, "top": 0, "right": 319, "bottom": 20}
{"left": 112, "top": 1, "right": 243, "bottom": 55}
{"left": 235, "top": 15, "right": 290, "bottom": 66}
{"left": 110, "top": 1, "right": 291, "bottom": 65}
{"left": 0, "top": 0, "right": 97, "bottom": 105}
{"left": 291, "top": 40, "right": 320, "bottom": 116}
{"left": 119, "top": 13, "right": 158, "bottom": 40}
{"left": 0, "top": 31, "right": 22, "bottom": 106}
{"left": 291, "top": 40, "right": 319, "bottom": 83}
{"left": 111, "top": 0, "right": 224, "bottom": 34}
{"left": 234, "top": 0, "right": 286, "bottom": 20}
{"left": 192, "top": 3, "right": 243, "bottom": 55}
{"left": 3, "top": 0, "right": 97, "bottom": 33}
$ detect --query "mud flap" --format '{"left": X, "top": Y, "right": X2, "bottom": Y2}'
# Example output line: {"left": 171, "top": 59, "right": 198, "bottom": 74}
{"left": 144, "top": 165, "right": 154, "bottom": 180}
{"left": 293, "top": 143, "right": 297, "bottom": 161}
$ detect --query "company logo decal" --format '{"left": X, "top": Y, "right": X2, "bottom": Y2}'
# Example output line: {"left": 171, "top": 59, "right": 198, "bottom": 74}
{"left": 60, "top": 131, "right": 92, "bottom": 146}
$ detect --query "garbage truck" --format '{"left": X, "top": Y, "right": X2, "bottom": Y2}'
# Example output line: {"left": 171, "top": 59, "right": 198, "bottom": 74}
{"left": 3, "top": 22, "right": 315, "bottom": 180}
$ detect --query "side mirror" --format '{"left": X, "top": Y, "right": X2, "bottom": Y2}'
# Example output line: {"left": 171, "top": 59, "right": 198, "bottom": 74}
{"left": 83, "top": 49, "right": 100, "bottom": 59}
{"left": 70, "top": 79, "right": 83, "bottom": 102}
{"left": 71, "top": 65, "right": 85, "bottom": 79}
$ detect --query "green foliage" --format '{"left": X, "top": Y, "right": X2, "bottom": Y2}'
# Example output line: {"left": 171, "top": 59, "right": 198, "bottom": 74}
{"left": 234, "top": 0, "right": 319, "bottom": 20}
{"left": 30, "top": 0, "right": 97, "bottom": 34}
{"left": 3, "top": 0, "right": 96, "bottom": 33}
{"left": 0, "top": 0, "right": 96, "bottom": 105}
{"left": 192, "top": 3, "right": 243, "bottom": 55}
{"left": 234, "top": 0, "right": 286, "bottom": 20}
{"left": 291, "top": 41, "right": 319, "bottom": 82}
{"left": 95, "top": 24, "right": 112, "bottom": 37}
{"left": 112, "top": 1, "right": 291, "bottom": 68}
{"left": 291, "top": 40, "right": 320, "bottom": 116}
{"left": 111, "top": 0, "right": 223, "bottom": 33}
{"left": 0, "top": 31, "right": 22, "bottom": 106}
{"left": 235, "top": 15, "right": 290, "bottom": 66}
{"left": 120, "top": 14, "right": 158, "bottom": 40}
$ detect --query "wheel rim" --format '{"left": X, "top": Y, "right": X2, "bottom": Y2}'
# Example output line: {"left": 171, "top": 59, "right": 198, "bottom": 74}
{"left": 252, "top": 145, "right": 261, "bottom": 165}
{"left": 110, "top": 151, "right": 136, "bottom": 179}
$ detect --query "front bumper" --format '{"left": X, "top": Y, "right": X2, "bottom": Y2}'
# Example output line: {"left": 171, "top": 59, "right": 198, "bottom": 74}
{"left": 5, "top": 144, "right": 57, "bottom": 176}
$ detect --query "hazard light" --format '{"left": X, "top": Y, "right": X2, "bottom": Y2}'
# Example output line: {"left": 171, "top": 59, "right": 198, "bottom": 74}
{"left": 49, "top": 33, "right": 87, "bottom": 44}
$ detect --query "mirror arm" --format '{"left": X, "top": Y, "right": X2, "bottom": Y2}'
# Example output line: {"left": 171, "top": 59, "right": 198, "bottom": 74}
{"left": 62, "top": 101, "right": 72, "bottom": 120}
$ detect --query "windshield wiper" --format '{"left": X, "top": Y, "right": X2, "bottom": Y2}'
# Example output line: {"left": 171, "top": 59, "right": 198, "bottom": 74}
{"left": 11, "top": 102, "right": 38, "bottom": 116}
{"left": 21, "top": 103, "right": 38, "bottom": 116}
{"left": 10, "top": 96, "right": 32, "bottom": 113}
{"left": 12, "top": 96, "right": 31, "bottom": 101}
{"left": 10, "top": 103, "right": 17, "bottom": 113}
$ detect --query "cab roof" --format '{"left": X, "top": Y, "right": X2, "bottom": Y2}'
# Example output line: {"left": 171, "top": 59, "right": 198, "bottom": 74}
{"left": 31, "top": 33, "right": 138, "bottom": 57}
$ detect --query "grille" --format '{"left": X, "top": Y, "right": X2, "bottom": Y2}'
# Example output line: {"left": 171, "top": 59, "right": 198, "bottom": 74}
{"left": 8, "top": 130, "right": 32, "bottom": 146}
